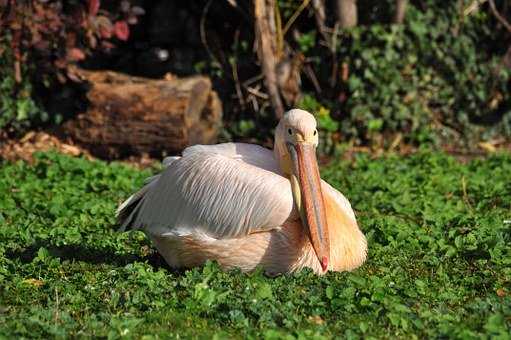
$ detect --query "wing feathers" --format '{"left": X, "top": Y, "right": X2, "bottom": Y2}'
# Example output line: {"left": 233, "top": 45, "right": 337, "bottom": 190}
{"left": 117, "top": 175, "right": 159, "bottom": 231}
{"left": 119, "top": 143, "right": 295, "bottom": 239}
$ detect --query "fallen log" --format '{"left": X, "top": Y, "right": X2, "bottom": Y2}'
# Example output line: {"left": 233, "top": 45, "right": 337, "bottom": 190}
{"left": 62, "top": 69, "right": 222, "bottom": 159}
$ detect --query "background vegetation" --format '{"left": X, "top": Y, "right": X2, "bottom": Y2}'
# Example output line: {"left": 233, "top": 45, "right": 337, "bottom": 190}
{"left": 1, "top": 0, "right": 510, "bottom": 150}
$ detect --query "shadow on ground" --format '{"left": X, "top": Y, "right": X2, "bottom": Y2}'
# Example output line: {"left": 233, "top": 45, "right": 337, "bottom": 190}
{"left": 4, "top": 242, "right": 184, "bottom": 273}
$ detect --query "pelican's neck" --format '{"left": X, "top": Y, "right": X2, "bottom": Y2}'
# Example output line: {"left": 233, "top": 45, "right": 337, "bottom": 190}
{"left": 273, "top": 124, "right": 292, "bottom": 176}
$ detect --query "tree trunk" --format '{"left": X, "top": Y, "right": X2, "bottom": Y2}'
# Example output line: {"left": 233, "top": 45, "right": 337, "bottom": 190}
{"left": 254, "top": 0, "right": 285, "bottom": 118}
{"left": 336, "top": 0, "right": 357, "bottom": 29}
{"left": 62, "top": 69, "right": 222, "bottom": 159}
{"left": 394, "top": 0, "right": 408, "bottom": 24}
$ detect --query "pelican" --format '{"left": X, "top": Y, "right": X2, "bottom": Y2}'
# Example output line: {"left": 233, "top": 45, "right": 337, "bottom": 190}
{"left": 117, "top": 109, "right": 366, "bottom": 275}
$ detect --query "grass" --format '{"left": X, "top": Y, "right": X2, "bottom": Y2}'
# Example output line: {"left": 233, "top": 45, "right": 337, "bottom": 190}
{"left": 0, "top": 150, "right": 510, "bottom": 339}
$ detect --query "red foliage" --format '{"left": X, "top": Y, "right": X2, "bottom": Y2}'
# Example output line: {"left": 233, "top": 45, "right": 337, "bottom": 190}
{"left": 0, "top": 0, "right": 144, "bottom": 84}
{"left": 67, "top": 48, "right": 87, "bottom": 62}
{"left": 114, "top": 21, "right": 130, "bottom": 41}
{"left": 89, "top": 0, "right": 100, "bottom": 16}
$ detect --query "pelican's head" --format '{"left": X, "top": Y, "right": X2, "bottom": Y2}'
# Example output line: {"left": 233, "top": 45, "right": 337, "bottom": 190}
{"left": 274, "top": 109, "right": 330, "bottom": 272}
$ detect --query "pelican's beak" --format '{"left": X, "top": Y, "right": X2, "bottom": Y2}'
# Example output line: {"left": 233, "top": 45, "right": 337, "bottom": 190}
{"left": 288, "top": 142, "right": 330, "bottom": 272}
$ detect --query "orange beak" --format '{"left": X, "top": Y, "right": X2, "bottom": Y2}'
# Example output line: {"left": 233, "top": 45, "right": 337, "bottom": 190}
{"left": 288, "top": 142, "right": 330, "bottom": 272}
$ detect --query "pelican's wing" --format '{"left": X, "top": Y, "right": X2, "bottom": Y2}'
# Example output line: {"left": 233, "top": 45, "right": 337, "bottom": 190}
{"left": 117, "top": 143, "right": 295, "bottom": 239}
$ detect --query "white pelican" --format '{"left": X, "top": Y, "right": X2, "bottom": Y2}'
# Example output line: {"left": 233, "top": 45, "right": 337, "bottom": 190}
{"left": 117, "top": 109, "right": 366, "bottom": 275}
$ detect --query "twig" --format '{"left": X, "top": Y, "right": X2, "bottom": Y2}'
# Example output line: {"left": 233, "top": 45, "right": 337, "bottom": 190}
{"left": 224, "top": 0, "right": 252, "bottom": 23}
{"left": 311, "top": 0, "right": 341, "bottom": 100}
{"left": 489, "top": 0, "right": 511, "bottom": 33}
{"left": 231, "top": 29, "right": 246, "bottom": 108}
{"left": 329, "top": 23, "right": 341, "bottom": 87}
{"left": 249, "top": 95, "right": 259, "bottom": 112}
{"left": 54, "top": 287, "right": 60, "bottom": 325}
{"left": 464, "top": 0, "right": 488, "bottom": 16}
{"left": 331, "top": 23, "right": 341, "bottom": 52}
{"left": 243, "top": 74, "right": 264, "bottom": 87}
{"left": 282, "top": 0, "right": 311, "bottom": 36}
{"left": 303, "top": 63, "right": 321, "bottom": 93}
{"left": 231, "top": 59, "right": 246, "bottom": 109}
{"left": 200, "top": 0, "right": 220, "bottom": 65}
{"left": 461, "top": 176, "right": 474, "bottom": 212}
{"left": 393, "top": 0, "right": 408, "bottom": 24}
{"left": 245, "top": 85, "right": 270, "bottom": 99}
{"left": 487, "top": 0, "right": 511, "bottom": 85}
{"left": 311, "top": 0, "right": 331, "bottom": 50}
{"left": 225, "top": 0, "right": 238, "bottom": 8}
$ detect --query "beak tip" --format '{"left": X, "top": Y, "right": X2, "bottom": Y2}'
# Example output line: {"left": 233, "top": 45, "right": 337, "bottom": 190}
{"left": 321, "top": 256, "right": 328, "bottom": 272}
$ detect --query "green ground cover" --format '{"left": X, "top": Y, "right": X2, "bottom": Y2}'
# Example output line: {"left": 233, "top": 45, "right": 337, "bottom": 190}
{"left": 0, "top": 151, "right": 510, "bottom": 338}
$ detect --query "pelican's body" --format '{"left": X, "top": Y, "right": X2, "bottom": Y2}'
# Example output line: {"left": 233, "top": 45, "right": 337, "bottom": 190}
{"left": 118, "top": 110, "right": 366, "bottom": 275}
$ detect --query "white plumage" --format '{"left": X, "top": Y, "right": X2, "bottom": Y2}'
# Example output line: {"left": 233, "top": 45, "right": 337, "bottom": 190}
{"left": 117, "top": 109, "right": 367, "bottom": 274}
{"left": 119, "top": 143, "right": 297, "bottom": 238}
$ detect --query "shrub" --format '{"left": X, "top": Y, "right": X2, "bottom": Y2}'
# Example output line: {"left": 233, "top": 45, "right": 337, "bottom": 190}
{"left": 0, "top": 47, "right": 45, "bottom": 133}
{"left": 303, "top": 0, "right": 511, "bottom": 146}
{"left": 0, "top": 0, "right": 143, "bottom": 134}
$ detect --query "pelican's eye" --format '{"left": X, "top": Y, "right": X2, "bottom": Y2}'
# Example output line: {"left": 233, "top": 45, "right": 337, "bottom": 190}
{"left": 313, "top": 129, "right": 317, "bottom": 136}
{"left": 288, "top": 128, "right": 293, "bottom": 135}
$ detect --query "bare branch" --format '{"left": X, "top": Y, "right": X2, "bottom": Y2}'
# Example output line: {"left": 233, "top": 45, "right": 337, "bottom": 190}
{"left": 393, "top": 0, "right": 408, "bottom": 24}
{"left": 464, "top": 0, "right": 488, "bottom": 16}
{"left": 336, "top": 0, "right": 358, "bottom": 29}
{"left": 303, "top": 63, "right": 322, "bottom": 94}
{"left": 223, "top": 0, "right": 251, "bottom": 23}
{"left": 489, "top": 0, "right": 511, "bottom": 34}
{"left": 231, "top": 29, "right": 246, "bottom": 110}
{"left": 200, "top": 0, "right": 220, "bottom": 65}
{"left": 282, "top": 0, "right": 311, "bottom": 36}
{"left": 311, "top": 0, "right": 332, "bottom": 51}
{"left": 311, "top": 0, "right": 326, "bottom": 32}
